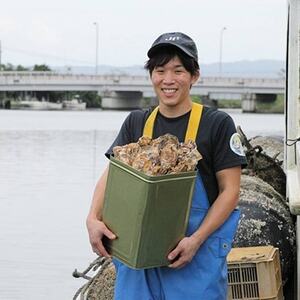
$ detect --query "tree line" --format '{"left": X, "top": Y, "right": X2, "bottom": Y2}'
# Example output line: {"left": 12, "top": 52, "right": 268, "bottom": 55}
{"left": 0, "top": 63, "right": 101, "bottom": 108}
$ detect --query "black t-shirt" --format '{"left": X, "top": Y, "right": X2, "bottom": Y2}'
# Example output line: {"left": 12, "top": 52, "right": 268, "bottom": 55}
{"left": 106, "top": 106, "right": 247, "bottom": 205}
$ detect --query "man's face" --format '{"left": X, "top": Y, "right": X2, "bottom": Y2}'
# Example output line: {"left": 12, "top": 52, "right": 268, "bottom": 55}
{"left": 150, "top": 56, "right": 199, "bottom": 109}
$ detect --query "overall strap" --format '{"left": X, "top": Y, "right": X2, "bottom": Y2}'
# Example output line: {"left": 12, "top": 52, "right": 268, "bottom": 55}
{"left": 143, "top": 103, "right": 203, "bottom": 142}
{"left": 143, "top": 106, "right": 159, "bottom": 139}
{"left": 185, "top": 103, "right": 203, "bottom": 142}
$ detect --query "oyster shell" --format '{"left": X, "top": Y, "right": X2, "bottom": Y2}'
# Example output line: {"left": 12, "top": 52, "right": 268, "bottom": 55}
{"left": 112, "top": 134, "right": 202, "bottom": 175}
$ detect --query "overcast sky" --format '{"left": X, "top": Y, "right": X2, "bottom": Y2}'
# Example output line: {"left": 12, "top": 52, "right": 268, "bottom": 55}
{"left": 0, "top": 0, "right": 287, "bottom": 67}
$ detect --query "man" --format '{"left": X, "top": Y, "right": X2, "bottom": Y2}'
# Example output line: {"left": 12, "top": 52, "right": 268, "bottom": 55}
{"left": 86, "top": 32, "right": 247, "bottom": 299}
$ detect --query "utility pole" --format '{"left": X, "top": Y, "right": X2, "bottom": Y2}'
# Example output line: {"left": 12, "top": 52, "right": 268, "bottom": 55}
{"left": 93, "top": 22, "right": 99, "bottom": 75}
{"left": 0, "top": 40, "right": 2, "bottom": 71}
{"left": 219, "top": 27, "right": 227, "bottom": 77}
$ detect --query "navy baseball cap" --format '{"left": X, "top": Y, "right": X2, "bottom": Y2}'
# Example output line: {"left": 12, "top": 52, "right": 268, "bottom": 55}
{"left": 147, "top": 32, "right": 198, "bottom": 61}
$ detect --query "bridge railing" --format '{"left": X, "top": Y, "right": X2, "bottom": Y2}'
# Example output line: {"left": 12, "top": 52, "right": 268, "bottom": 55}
{"left": 0, "top": 71, "right": 285, "bottom": 86}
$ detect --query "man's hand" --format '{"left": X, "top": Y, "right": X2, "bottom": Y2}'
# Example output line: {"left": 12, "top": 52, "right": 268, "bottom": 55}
{"left": 167, "top": 235, "right": 201, "bottom": 269}
{"left": 86, "top": 217, "right": 116, "bottom": 257}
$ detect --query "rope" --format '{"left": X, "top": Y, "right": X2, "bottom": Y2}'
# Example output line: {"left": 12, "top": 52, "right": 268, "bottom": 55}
{"left": 73, "top": 256, "right": 112, "bottom": 300}
{"left": 237, "top": 126, "right": 252, "bottom": 151}
{"left": 286, "top": 137, "right": 300, "bottom": 146}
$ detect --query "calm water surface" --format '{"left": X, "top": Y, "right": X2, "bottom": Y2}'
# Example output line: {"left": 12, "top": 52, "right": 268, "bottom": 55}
{"left": 0, "top": 109, "right": 284, "bottom": 300}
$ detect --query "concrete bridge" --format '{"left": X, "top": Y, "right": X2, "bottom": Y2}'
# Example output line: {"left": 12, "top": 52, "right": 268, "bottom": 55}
{"left": 0, "top": 71, "right": 285, "bottom": 111}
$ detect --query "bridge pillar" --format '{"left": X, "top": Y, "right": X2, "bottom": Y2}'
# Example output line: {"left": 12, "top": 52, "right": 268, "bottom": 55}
{"left": 101, "top": 91, "right": 143, "bottom": 110}
{"left": 0, "top": 92, "right": 11, "bottom": 109}
{"left": 242, "top": 93, "right": 256, "bottom": 112}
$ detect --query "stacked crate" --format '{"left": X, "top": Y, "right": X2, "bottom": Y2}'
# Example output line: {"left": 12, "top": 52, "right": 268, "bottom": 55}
{"left": 227, "top": 246, "right": 283, "bottom": 300}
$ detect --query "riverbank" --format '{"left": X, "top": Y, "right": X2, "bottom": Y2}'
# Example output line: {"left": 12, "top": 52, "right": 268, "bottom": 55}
{"left": 1, "top": 94, "right": 284, "bottom": 113}
{"left": 218, "top": 94, "right": 284, "bottom": 113}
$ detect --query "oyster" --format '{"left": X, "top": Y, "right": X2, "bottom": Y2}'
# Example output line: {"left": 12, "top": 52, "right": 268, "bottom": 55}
{"left": 112, "top": 134, "right": 202, "bottom": 175}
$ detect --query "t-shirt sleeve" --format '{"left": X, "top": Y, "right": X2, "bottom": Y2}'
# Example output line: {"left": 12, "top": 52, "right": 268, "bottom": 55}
{"left": 105, "top": 110, "right": 146, "bottom": 158}
{"left": 105, "top": 114, "right": 132, "bottom": 158}
{"left": 213, "top": 115, "right": 247, "bottom": 172}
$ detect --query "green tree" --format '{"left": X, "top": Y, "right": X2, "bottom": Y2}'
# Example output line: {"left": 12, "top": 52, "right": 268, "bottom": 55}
{"left": 0, "top": 63, "right": 29, "bottom": 71}
{"left": 77, "top": 91, "right": 101, "bottom": 108}
{"left": 2, "top": 63, "right": 14, "bottom": 71}
{"left": 16, "top": 65, "right": 29, "bottom": 71}
{"left": 32, "top": 64, "right": 51, "bottom": 71}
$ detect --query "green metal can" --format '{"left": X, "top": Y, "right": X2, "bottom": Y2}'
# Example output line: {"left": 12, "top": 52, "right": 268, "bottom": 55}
{"left": 102, "top": 157, "right": 196, "bottom": 269}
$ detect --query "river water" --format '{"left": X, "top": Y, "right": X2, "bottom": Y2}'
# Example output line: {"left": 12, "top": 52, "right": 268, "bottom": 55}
{"left": 0, "top": 109, "right": 284, "bottom": 300}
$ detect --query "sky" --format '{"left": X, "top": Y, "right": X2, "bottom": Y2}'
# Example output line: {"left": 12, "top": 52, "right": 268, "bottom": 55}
{"left": 0, "top": 0, "right": 287, "bottom": 68}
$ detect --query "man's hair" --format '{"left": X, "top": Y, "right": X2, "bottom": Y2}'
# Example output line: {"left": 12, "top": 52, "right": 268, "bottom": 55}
{"left": 144, "top": 46, "right": 200, "bottom": 76}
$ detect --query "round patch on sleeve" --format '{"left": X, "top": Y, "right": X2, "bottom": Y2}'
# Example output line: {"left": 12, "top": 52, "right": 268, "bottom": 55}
{"left": 229, "top": 133, "right": 245, "bottom": 156}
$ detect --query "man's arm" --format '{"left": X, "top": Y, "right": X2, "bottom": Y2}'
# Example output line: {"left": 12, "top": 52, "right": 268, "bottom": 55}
{"left": 168, "top": 166, "right": 241, "bottom": 268}
{"left": 86, "top": 165, "right": 116, "bottom": 257}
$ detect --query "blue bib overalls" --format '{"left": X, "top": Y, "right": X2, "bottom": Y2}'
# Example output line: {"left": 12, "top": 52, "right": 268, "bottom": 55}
{"left": 112, "top": 103, "right": 240, "bottom": 299}
{"left": 113, "top": 173, "right": 240, "bottom": 300}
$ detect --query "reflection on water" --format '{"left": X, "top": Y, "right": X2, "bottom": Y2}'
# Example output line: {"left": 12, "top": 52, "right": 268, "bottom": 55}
{"left": 0, "top": 109, "right": 284, "bottom": 299}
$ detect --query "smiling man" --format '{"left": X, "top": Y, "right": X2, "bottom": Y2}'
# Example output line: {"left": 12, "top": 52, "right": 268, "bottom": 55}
{"left": 86, "top": 32, "right": 247, "bottom": 299}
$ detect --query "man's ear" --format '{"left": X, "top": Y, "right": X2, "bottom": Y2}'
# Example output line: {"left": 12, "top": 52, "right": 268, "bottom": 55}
{"left": 191, "top": 71, "right": 200, "bottom": 85}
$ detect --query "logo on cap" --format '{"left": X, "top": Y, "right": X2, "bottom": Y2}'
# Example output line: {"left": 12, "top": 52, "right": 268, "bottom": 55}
{"left": 165, "top": 36, "right": 180, "bottom": 41}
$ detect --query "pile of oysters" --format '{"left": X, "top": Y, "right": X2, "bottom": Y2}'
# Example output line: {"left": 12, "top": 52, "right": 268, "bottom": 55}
{"left": 113, "top": 134, "right": 202, "bottom": 176}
